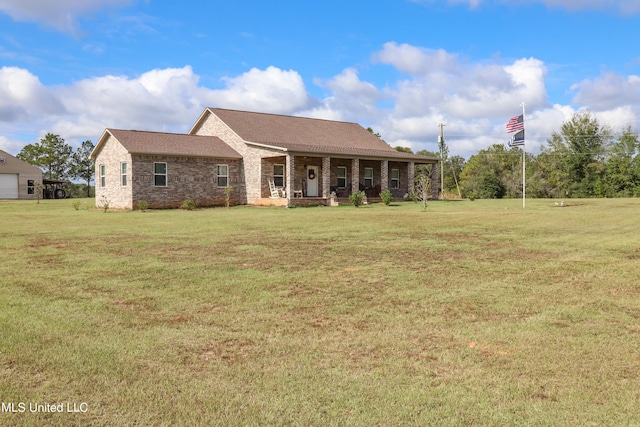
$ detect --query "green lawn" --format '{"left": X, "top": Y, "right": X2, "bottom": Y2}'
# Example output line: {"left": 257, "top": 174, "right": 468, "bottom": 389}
{"left": 1, "top": 198, "right": 639, "bottom": 426}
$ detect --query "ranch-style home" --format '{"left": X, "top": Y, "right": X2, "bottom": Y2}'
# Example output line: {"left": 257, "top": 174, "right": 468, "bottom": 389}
{"left": 91, "top": 108, "right": 439, "bottom": 209}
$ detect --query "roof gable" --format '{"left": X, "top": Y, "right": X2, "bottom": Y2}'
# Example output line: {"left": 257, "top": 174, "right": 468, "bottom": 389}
{"left": 209, "top": 108, "right": 391, "bottom": 151}
{"left": 206, "top": 108, "right": 436, "bottom": 161}
{"left": 92, "top": 129, "right": 241, "bottom": 159}
{"left": 0, "top": 150, "right": 42, "bottom": 174}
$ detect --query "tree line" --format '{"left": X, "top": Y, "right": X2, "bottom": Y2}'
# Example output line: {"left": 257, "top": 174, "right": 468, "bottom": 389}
{"left": 17, "top": 134, "right": 95, "bottom": 198}
{"left": 402, "top": 111, "right": 640, "bottom": 199}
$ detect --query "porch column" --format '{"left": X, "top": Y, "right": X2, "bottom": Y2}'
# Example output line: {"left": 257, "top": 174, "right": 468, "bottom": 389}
{"left": 408, "top": 161, "right": 415, "bottom": 194}
{"left": 322, "top": 157, "right": 331, "bottom": 198}
{"left": 430, "top": 161, "right": 440, "bottom": 199}
{"left": 286, "top": 153, "right": 294, "bottom": 207}
{"left": 351, "top": 158, "right": 360, "bottom": 194}
{"left": 380, "top": 160, "right": 389, "bottom": 192}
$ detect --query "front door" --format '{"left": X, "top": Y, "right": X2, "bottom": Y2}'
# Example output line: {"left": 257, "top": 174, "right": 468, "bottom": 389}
{"left": 306, "top": 166, "right": 318, "bottom": 197}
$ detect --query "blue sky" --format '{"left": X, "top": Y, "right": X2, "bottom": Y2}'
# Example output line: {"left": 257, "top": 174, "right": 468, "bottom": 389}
{"left": 1, "top": 0, "right": 640, "bottom": 157}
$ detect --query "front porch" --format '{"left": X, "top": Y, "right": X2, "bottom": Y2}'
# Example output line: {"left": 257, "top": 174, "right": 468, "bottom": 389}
{"left": 257, "top": 153, "right": 438, "bottom": 207}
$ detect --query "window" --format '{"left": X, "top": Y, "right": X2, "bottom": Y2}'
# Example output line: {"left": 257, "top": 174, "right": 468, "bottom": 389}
{"left": 99, "top": 164, "right": 106, "bottom": 188}
{"left": 27, "top": 180, "right": 35, "bottom": 195}
{"left": 337, "top": 166, "right": 347, "bottom": 188}
{"left": 364, "top": 167, "right": 374, "bottom": 187}
{"left": 154, "top": 162, "right": 167, "bottom": 187}
{"left": 121, "top": 162, "right": 128, "bottom": 187}
{"left": 273, "top": 164, "right": 284, "bottom": 187}
{"left": 391, "top": 168, "right": 399, "bottom": 189}
{"left": 217, "top": 164, "right": 229, "bottom": 187}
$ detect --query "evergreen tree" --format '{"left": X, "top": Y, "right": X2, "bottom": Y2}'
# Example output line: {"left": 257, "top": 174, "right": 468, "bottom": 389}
{"left": 70, "top": 140, "right": 95, "bottom": 197}
{"left": 17, "top": 133, "right": 73, "bottom": 180}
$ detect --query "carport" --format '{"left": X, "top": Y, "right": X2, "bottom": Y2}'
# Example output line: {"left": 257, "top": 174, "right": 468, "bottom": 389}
{"left": 43, "top": 179, "right": 70, "bottom": 199}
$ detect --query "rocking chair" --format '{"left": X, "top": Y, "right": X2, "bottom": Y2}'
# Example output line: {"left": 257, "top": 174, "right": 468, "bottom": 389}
{"left": 269, "top": 180, "right": 280, "bottom": 198}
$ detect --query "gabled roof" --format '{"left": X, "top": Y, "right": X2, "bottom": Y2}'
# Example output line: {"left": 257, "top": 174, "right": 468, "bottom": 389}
{"left": 192, "top": 108, "right": 438, "bottom": 162}
{"left": 0, "top": 149, "right": 42, "bottom": 174}
{"left": 91, "top": 129, "right": 242, "bottom": 160}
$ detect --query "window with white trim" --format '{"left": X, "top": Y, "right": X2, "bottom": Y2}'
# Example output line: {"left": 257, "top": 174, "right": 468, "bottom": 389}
{"left": 364, "top": 167, "right": 374, "bottom": 187}
{"left": 337, "top": 166, "right": 347, "bottom": 188}
{"left": 121, "top": 162, "right": 128, "bottom": 187}
{"left": 391, "top": 168, "right": 399, "bottom": 189}
{"left": 154, "top": 162, "right": 167, "bottom": 187}
{"left": 217, "top": 164, "right": 229, "bottom": 187}
{"left": 99, "top": 164, "right": 106, "bottom": 187}
{"left": 273, "top": 164, "right": 284, "bottom": 187}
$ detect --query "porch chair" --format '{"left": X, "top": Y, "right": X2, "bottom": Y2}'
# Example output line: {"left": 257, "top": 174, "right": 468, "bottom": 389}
{"left": 268, "top": 180, "right": 280, "bottom": 198}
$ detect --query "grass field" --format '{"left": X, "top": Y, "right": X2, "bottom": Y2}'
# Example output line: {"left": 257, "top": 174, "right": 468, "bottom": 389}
{"left": 1, "top": 197, "right": 639, "bottom": 426}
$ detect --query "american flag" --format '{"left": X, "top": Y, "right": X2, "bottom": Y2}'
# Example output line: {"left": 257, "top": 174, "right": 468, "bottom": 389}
{"left": 506, "top": 114, "right": 524, "bottom": 133}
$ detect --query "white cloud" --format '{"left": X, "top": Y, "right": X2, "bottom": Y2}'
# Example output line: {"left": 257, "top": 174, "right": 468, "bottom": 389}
{"left": 373, "top": 42, "right": 459, "bottom": 76}
{"left": 0, "top": 0, "right": 131, "bottom": 33}
{"left": 595, "top": 106, "right": 638, "bottom": 131}
{"left": 412, "top": 0, "right": 640, "bottom": 14}
{"left": 0, "top": 135, "right": 22, "bottom": 153}
{"left": 301, "top": 68, "right": 381, "bottom": 123}
{"left": 0, "top": 66, "right": 65, "bottom": 121}
{"left": 0, "top": 65, "right": 313, "bottom": 153}
{"left": 212, "top": 66, "right": 311, "bottom": 114}
{"left": 571, "top": 72, "right": 640, "bottom": 110}
{"left": 56, "top": 66, "right": 206, "bottom": 134}
{"left": 370, "top": 42, "right": 551, "bottom": 154}
{"left": 531, "top": 0, "right": 640, "bottom": 14}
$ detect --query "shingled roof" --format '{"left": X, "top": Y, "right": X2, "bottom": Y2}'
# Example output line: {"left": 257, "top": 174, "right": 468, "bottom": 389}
{"left": 198, "top": 108, "right": 437, "bottom": 162}
{"left": 92, "top": 129, "right": 242, "bottom": 159}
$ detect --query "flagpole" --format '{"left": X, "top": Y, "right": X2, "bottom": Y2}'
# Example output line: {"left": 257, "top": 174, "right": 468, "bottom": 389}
{"left": 521, "top": 102, "right": 526, "bottom": 208}
{"left": 438, "top": 123, "right": 445, "bottom": 200}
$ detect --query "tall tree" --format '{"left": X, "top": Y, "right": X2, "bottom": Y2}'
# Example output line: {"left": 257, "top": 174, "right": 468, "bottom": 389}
{"left": 70, "top": 140, "right": 95, "bottom": 197}
{"left": 604, "top": 125, "right": 639, "bottom": 197}
{"left": 459, "top": 144, "right": 519, "bottom": 199}
{"left": 544, "top": 111, "right": 611, "bottom": 197}
{"left": 17, "top": 133, "right": 73, "bottom": 180}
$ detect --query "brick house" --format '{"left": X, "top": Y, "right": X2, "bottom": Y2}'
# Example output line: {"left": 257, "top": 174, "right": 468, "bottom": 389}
{"left": 91, "top": 108, "right": 438, "bottom": 209}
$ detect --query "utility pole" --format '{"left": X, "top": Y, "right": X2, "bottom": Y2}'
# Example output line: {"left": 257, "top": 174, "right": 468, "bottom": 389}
{"left": 438, "top": 123, "right": 445, "bottom": 200}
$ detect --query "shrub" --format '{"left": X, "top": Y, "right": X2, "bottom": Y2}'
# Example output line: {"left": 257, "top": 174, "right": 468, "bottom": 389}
{"left": 136, "top": 200, "right": 149, "bottom": 212}
{"left": 71, "top": 200, "right": 81, "bottom": 211}
{"left": 379, "top": 189, "right": 393, "bottom": 206}
{"left": 349, "top": 190, "right": 365, "bottom": 207}
{"left": 181, "top": 199, "right": 197, "bottom": 210}
{"left": 99, "top": 195, "right": 110, "bottom": 213}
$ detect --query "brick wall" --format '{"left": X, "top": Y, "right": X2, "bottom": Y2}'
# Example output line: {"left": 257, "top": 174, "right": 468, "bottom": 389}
{"left": 94, "top": 135, "right": 133, "bottom": 209}
{"left": 388, "top": 161, "right": 409, "bottom": 198}
{"left": 131, "top": 155, "right": 243, "bottom": 209}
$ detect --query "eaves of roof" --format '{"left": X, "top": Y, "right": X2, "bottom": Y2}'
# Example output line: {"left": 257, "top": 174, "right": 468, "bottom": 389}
{"left": 244, "top": 140, "right": 438, "bottom": 163}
